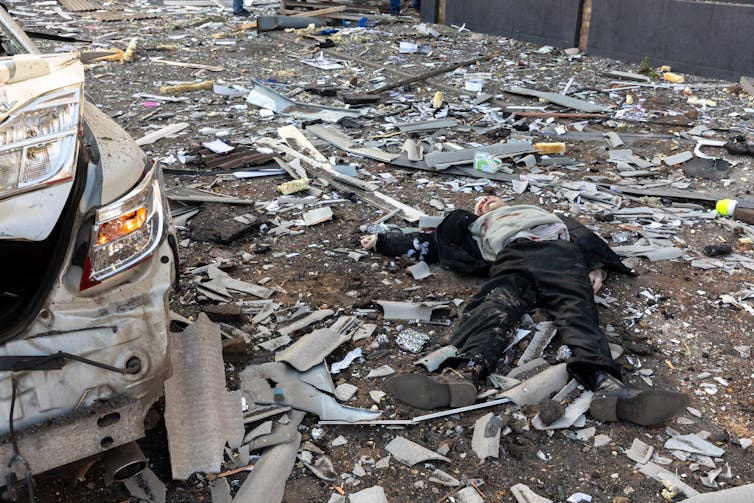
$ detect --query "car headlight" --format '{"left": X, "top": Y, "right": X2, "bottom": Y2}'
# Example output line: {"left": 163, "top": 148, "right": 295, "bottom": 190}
{"left": 0, "top": 87, "right": 80, "bottom": 198}
{"left": 87, "top": 165, "right": 165, "bottom": 283}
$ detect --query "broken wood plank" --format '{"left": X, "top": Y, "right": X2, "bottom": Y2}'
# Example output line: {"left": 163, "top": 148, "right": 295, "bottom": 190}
{"left": 284, "top": 5, "right": 346, "bottom": 17}
{"left": 135, "top": 122, "right": 189, "bottom": 146}
{"left": 149, "top": 58, "right": 224, "bottom": 72}
{"left": 371, "top": 52, "right": 502, "bottom": 94}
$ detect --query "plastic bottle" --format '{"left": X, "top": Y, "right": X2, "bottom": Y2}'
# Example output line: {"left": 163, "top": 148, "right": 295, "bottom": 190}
{"left": 716, "top": 199, "right": 754, "bottom": 225}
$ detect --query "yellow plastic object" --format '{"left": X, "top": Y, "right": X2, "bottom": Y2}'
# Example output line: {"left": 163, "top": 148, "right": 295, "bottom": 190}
{"left": 431, "top": 91, "right": 443, "bottom": 109}
{"left": 93, "top": 49, "right": 125, "bottom": 63}
{"left": 663, "top": 72, "right": 685, "bottom": 84}
{"left": 122, "top": 38, "right": 138, "bottom": 63}
{"left": 159, "top": 80, "right": 214, "bottom": 93}
{"left": 534, "top": 142, "right": 567, "bottom": 155}
{"left": 716, "top": 198, "right": 737, "bottom": 216}
{"left": 277, "top": 178, "right": 311, "bottom": 195}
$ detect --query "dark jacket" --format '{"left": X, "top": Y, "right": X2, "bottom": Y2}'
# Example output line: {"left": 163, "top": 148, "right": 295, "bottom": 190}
{"left": 375, "top": 209, "right": 634, "bottom": 276}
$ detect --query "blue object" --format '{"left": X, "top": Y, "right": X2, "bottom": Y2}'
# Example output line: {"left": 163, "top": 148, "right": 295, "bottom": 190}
{"left": 320, "top": 29, "right": 339, "bottom": 35}
{"left": 390, "top": 0, "right": 400, "bottom": 14}
{"left": 232, "top": 0, "right": 244, "bottom": 12}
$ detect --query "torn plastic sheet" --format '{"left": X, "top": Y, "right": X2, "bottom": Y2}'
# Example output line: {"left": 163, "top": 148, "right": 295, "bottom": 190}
{"left": 240, "top": 362, "right": 381, "bottom": 422}
{"left": 376, "top": 300, "right": 450, "bottom": 321}
{"left": 246, "top": 82, "right": 361, "bottom": 123}
{"left": 505, "top": 86, "right": 612, "bottom": 113}
{"left": 331, "top": 348, "right": 363, "bottom": 374}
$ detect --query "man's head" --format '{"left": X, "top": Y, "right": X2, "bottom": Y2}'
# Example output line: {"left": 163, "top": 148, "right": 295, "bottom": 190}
{"left": 474, "top": 196, "right": 505, "bottom": 216}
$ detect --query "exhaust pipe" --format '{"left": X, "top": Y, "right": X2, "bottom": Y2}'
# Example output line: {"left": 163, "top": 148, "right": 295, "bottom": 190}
{"left": 101, "top": 442, "right": 147, "bottom": 482}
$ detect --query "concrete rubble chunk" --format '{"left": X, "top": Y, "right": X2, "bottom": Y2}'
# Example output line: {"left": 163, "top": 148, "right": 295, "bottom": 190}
{"left": 489, "top": 374, "right": 521, "bottom": 391}
{"left": 428, "top": 469, "right": 461, "bottom": 487}
{"left": 472, "top": 413, "right": 501, "bottom": 460}
{"left": 366, "top": 365, "right": 395, "bottom": 378}
{"left": 664, "top": 151, "right": 694, "bottom": 166}
{"left": 275, "top": 327, "right": 350, "bottom": 371}
{"left": 328, "top": 494, "right": 347, "bottom": 503}
{"left": 246, "top": 411, "right": 305, "bottom": 452}
{"left": 385, "top": 436, "right": 450, "bottom": 466}
{"left": 626, "top": 438, "right": 655, "bottom": 464}
{"left": 636, "top": 461, "right": 700, "bottom": 497}
{"left": 232, "top": 432, "right": 301, "bottom": 503}
{"left": 593, "top": 434, "right": 611, "bottom": 447}
{"left": 454, "top": 486, "right": 485, "bottom": 503}
{"left": 349, "top": 485, "right": 389, "bottom": 503}
{"left": 664, "top": 433, "right": 725, "bottom": 457}
{"left": 164, "top": 314, "right": 244, "bottom": 479}
{"left": 300, "top": 362, "right": 336, "bottom": 394}
{"left": 511, "top": 483, "right": 553, "bottom": 503}
{"left": 302, "top": 207, "right": 333, "bottom": 226}
{"left": 407, "top": 261, "right": 432, "bottom": 280}
{"left": 502, "top": 364, "right": 569, "bottom": 406}
{"left": 246, "top": 81, "right": 360, "bottom": 123}
{"left": 369, "top": 390, "right": 386, "bottom": 404}
{"left": 505, "top": 86, "right": 611, "bottom": 113}
{"left": 301, "top": 454, "right": 337, "bottom": 481}
{"left": 335, "top": 383, "right": 358, "bottom": 401}
{"left": 307, "top": 124, "right": 399, "bottom": 163}
{"left": 278, "top": 309, "right": 335, "bottom": 337}
{"left": 209, "top": 478, "right": 232, "bottom": 503}
{"left": 679, "top": 482, "right": 754, "bottom": 502}
{"left": 416, "top": 345, "right": 458, "bottom": 372}
{"left": 376, "top": 300, "right": 449, "bottom": 321}
{"left": 244, "top": 421, "right": 273, "bottom": 444}
{"left": 424, "top": 141, "right": 536, "bottom": 168}
{"left": 532, "top": 390, "right": 593, "bottom": 430}
{"left": 123, "top": 468, "right": 166, "bottom": 503}
{"left": 222, "top": 277, "right": 274, "bottom": 299}
{"left": 519, "top": 322, "right": 557, "bottom": 365}
{"left": 240, "top": 362, "right": 380, "bottom": 422}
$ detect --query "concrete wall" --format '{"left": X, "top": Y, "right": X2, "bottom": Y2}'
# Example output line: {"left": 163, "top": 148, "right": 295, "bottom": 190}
{"left": 588, "top": 0, "right": 754, "bottom": 81}
{"left": 427, "top": 0, "right": 582, "bottom": 48}
{"left": 434, "top": 0, "right": 754, "bottom": 82}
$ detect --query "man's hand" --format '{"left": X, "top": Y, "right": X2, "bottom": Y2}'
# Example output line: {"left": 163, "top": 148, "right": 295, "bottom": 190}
{"left": 589, "top": 269, "right": 604, "bottom": 294}
{"left": 360, "top": 234, "right": 377, "bottom": 250}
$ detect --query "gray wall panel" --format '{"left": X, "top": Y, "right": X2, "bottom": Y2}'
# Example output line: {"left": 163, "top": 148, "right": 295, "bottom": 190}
{"left": 443, "top": 0, "right": 582, "bottom": 48}
{"left": 588, "top": 0, "right": 754, "bottom": 81}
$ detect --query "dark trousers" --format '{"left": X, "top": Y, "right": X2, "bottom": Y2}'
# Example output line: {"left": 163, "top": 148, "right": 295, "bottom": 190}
{"left": 450, "top": 239, "right": 620, "bottom": 390}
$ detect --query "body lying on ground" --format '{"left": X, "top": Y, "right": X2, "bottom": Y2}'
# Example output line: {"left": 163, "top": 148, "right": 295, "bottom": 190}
{"left": 361, "top": 196, "right": 689, "bottom": 426}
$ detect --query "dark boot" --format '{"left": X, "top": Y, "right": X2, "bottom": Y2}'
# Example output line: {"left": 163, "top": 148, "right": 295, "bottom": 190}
{"left": 589, "top": 371, "right": 690, "bottom": 426}
{"left": 384, "top": 364, "right": 482, "bottom": 410}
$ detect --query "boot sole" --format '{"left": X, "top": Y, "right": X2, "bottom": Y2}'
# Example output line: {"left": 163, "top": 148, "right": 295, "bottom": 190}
{"left": 591, "top": 390, "right": 689, "bottom": 426}
{"left": 616, "top": 389, "right": 690, "bottom": 426}
{"left": 384, "top": 375, "right": 475, "bottom": 410}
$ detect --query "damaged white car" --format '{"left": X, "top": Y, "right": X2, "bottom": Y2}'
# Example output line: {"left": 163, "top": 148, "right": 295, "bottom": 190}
{"left": 0, "top": 8, "right": 176, "bottom": 495}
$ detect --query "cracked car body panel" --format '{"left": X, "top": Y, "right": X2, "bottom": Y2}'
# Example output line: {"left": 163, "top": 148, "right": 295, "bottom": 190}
{"left": 0, "top": 7, "right": 176, "bottom": 482}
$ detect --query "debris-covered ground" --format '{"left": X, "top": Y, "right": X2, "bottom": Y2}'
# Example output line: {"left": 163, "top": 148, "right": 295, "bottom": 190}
{"left": 15, "top": 0, "right": 754, "bottom": 501}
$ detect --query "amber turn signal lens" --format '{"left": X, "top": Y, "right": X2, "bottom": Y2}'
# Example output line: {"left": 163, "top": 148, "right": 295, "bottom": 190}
{"left": 96, "top": 207, "right": 147, "bottom": 246}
